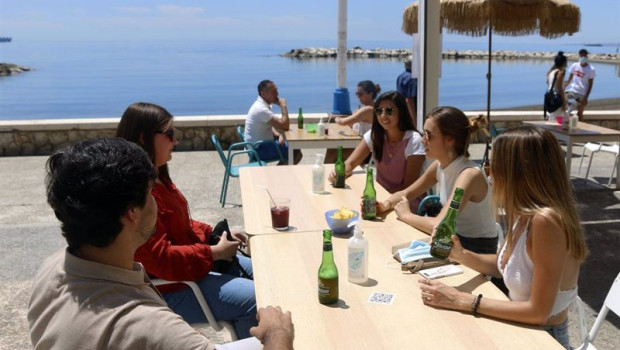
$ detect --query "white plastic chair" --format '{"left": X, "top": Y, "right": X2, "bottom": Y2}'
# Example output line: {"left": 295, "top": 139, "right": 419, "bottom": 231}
{"left": 575, "top": 272, "right": 620, "bottom": 349}
{"left": 578, "top": 142, "right": 619, "bottom": 185}
{"left": 151, "top": 279, "right": 238, "bottom": 340}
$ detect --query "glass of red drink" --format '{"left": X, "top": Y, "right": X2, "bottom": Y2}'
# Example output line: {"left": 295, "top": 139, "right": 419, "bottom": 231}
{"left": 271, "top": 198, "right": 290, "bottom": 231}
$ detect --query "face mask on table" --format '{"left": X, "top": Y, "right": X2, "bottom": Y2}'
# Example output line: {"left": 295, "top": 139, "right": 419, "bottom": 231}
{"left": 397, "top": 240, "right": 432, "bottom": 264}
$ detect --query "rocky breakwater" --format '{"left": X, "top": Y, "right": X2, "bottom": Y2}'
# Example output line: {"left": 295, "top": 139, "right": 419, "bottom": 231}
{"left": 281, "top": 47, "right": 411, "bottom": 59}
{"left": 281, "top": 47, "right": 619, "bottom": 63}
{"left": 0, "top": 63, "right": 31, "bottom": 76}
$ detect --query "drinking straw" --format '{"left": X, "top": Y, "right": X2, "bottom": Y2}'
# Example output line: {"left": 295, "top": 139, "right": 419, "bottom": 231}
{"left": 256, "top": 185, "right": 276, "bottom": 207}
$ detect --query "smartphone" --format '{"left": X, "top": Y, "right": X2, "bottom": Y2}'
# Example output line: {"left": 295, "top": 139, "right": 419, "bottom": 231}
{"left": 419, "top": 265, "right": 463, "bottom": 280}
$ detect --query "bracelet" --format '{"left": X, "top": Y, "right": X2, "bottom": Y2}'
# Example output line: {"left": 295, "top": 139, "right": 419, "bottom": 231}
{"left": 471, "top": 294, "right": 483, "bottom": 316}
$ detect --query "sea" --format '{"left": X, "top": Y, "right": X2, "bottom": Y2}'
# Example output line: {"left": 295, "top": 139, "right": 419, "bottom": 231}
{"left": 0, "top": 39, "right": 619, "bottom": 121}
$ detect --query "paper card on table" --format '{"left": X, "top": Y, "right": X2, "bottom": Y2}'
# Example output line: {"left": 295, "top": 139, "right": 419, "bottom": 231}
{"left": 368, "top": 292, "right": 396, "bottom": 305}
{"left": 418, "top": 265, "right": 463, "bottom": 280}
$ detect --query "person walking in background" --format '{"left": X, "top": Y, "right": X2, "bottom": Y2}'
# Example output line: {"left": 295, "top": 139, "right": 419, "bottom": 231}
{"left": 116, "top": 102, "right": 257, "bottom": 339}
{"left": 546, "top": 51, "right": 568, "bottom": 121}
{"left": 565, "top": 49, "right": 596, "bottom": 121}
{"left": 28, "top": 138, "right": 294, "bottom": 350}
{"left": 396, "top": 59, "right": 417, "bottom": 122}
{"left": 418, "top": 126, "right": 587, "bottom": 349}
{"left": 326, "top": 80, "right": 381, "bottom": 163}
{"left": 245, "top": 79, "right": 301, "bottom": 164}
{"left": 328, "top": 91, "right": 425, "bottom": 211}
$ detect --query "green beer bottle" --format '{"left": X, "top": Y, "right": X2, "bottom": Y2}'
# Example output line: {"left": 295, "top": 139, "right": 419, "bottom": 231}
{"left": 298, "top": 107, "right": 304, "bottom": 129}
{"left": 318, "top": 229, "right": 339, "bottom": 305}
{"left": 334, "top": 146, "right": 346, "bottom": 188}
{"left": 430, "top": 187, "right": 464, "bottom": 260}
{"left": 362, "top": 167, "right": 376, "bottom": 220}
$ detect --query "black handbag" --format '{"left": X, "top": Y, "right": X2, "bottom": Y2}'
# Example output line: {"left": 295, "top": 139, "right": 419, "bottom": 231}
{"left": 544, "top": 70, "right": 563, "bottom": 119}
{"left": 209, "top": 219, "right": 252, "bottom": 279}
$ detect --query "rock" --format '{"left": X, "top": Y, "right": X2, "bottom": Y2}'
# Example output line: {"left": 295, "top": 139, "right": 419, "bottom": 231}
{"left": 0, "top": 63, "right": 32, "bottom": 76}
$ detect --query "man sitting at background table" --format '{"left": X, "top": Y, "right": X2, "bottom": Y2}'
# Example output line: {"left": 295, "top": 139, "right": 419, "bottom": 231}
{"left": 28, "top": 138, "right": 294, "bottom": 350}
{"left": 244, "top": 79, "right": 302, "bottom": 164}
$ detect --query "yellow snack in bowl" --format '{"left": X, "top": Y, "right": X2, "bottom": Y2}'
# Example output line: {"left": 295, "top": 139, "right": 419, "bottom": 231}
{"left": 330, "top": 207, "right": 355, "bottom": 220}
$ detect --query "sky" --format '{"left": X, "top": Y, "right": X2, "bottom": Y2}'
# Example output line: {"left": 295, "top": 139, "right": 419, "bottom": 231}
{"left": 0, "top": 0, "right": 619, "bottom": 45}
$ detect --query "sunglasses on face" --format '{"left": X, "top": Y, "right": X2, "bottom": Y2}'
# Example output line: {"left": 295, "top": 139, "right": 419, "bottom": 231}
{"left": 375, "top": 107, "right": 394, "bottom": 116}
{"left": 156, "top": 128, "right": 175, "bottom": 141}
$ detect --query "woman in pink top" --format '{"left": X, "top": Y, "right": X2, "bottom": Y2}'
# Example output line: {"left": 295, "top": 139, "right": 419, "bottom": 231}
{"left": 329, "top": 91, "right": 425, "bottom": 210}
{"left": 418, "top": 126, "right": 587, "bottom": 349}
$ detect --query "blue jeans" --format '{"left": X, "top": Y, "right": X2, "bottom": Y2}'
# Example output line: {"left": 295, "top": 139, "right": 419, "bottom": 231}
{"left": 162, "top": 255, "right": 256, "bottom": 339}
{"left": 544, "top": 319, "right": 571, "bottom": 349}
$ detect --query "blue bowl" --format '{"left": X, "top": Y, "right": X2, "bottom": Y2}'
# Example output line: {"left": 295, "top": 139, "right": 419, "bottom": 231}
{"left": 324, "top": 209, "right": 359, "bottom": 234}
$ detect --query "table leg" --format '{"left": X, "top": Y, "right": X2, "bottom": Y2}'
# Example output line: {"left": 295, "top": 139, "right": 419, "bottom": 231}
{"left": 616, "top": 140, "right": 620, "bottom": 189}
{"left": 566, "top": 139, "right": 573, "bottom": 179}
{"left": 288, "top": 146, "right": 294, "bottom": 165}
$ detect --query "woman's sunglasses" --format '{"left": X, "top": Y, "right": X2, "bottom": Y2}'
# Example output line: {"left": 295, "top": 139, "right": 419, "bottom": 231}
{"left": 156, "top": 128, "right": 175, "bottom": 141}
{"left": 374, "top": 107, "right": 394, "bottom": 116}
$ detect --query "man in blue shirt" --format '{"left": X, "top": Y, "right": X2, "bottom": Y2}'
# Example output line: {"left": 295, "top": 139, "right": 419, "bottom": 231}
{"left": 396, "top": 60, "right": 417, "bottom": 122}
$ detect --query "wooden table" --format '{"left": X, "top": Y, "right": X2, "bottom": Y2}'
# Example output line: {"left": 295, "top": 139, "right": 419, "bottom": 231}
{"left": 239, "top": 165, "right": 411, "bottom": 235}
{"left": 284, "top": 124, "right": 361, "bottom": 165}
{"left": 250, "top": 227, "right": 561, "bottom": 349}
{"left": 523, "top": 120, "right": 620, "bottom": 188}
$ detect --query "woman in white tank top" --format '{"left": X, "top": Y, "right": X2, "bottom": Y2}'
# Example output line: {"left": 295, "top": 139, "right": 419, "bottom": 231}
{"left": 377, "top": 107, "right": 497, "bottom": 255}
{"left": 417, "top": 126, "right": 588, "bottom": 349}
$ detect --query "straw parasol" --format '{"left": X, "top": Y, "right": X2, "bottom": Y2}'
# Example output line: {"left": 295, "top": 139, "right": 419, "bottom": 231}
{"left": 402, "top": 0, "right": 581, "bottom": 124}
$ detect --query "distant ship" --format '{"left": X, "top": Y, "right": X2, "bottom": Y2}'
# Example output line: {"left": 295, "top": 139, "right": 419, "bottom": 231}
{"left": 0, "top": 37, "right": 11, "bottom": 43}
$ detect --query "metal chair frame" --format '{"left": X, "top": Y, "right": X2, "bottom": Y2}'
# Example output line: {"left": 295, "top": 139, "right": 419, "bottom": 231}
{"left": 211, "top": 134, "right": 265, "bottom": 207}
{"left": 151, "top": 279, "right": 238, "bottom": 340}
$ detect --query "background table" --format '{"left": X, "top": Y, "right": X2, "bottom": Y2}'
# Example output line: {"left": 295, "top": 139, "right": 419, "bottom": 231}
{"left": 523, "top": 120, "right": 620, "bottom": 188}
{"left": 250, "top": 228, "right": 561, "bottom": 349}
{"left": 239, "top": 165, "right": 412, "bottom": 235}
{"left": 285, "top": 124, "right": 361, "bottom": 165}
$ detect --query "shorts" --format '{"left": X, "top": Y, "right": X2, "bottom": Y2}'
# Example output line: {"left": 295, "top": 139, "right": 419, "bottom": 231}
{"left": 544, "top": 319, "right": 571, "bottom": 349}
{"left": 565, "top": 91, "right": 585, "bottom": 103}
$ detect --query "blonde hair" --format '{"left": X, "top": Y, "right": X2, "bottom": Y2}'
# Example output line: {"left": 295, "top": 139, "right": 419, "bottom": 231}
{"left": 491, "top": 126, "right": 587, "bottom": 261}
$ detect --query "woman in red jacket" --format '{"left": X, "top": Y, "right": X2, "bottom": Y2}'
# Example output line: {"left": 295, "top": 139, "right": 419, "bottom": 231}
{"left": 116, "top": 102, "right": 256, "bottom": 338}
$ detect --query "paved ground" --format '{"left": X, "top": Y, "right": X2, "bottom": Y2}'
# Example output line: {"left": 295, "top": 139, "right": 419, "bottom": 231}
{"left": 1, "top": 143, "right": 618, "bottom": 349}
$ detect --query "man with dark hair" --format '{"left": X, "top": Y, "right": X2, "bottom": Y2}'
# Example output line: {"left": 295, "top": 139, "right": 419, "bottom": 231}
{"left": 565, "top": 48, "right": 596, "bottom": 121}
{"left": 244, "top": 80, "right": 302, "bottom": 164}
{"left": 28, "top": 138, "right": 294, "bottom": 350}
{"left": 396, "top": 59, "right": 417, "bottom": 122}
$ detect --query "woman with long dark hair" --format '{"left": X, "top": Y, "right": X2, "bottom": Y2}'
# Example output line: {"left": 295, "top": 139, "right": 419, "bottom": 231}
{"left": 329, "top": 91, "right": 425, "bottom": 210}
{"left": 116, "top": 102, "right": 257, "bottom": 339}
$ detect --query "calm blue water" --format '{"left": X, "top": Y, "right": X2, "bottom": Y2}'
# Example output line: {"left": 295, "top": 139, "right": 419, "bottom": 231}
{"left": 0, "top": 39, "right": 618, "bottom": 120}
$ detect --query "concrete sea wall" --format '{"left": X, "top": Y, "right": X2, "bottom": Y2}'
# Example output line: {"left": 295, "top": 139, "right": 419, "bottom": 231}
{"left": 0, "top": 112, "right": 619, "bottom": 157}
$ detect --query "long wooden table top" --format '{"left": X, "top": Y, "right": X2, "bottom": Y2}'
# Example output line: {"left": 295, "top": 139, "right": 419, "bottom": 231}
{"left": 239, "top": 164, "right": 413, "bottom": 235}
{"left": 250, "top": 227, "right": 560, "bottom": 349}
{"left": 284, "top": 123, "right": 361, "bottom": 142}
{"left": 523, "top": 120, "right": 620, "bottom": 138}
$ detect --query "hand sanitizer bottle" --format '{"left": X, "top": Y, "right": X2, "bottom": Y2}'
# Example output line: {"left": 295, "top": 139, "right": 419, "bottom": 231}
{"left": 312, "top": 154, "right": 325, "bottom": 194}
{"left": 317, "top": 116, "right": 326, "bottom": 137}
{"left": 348, "top": 223, "right": 368, "bottom": 284}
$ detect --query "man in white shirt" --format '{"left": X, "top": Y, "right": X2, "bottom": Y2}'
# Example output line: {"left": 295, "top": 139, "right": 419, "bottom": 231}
{"left": 565, "top": 49, "right": 596, "bottom": 121}
{"left": 244, "top": 80, "right": 302, "bottom": 164}
{"left": 28, "top": 138, "right": 294, "bottom": 350}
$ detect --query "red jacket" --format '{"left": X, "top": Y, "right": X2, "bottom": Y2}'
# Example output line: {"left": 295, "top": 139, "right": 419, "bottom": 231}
{"left": 135, "top": 181, "right": 214, "bottom": 292}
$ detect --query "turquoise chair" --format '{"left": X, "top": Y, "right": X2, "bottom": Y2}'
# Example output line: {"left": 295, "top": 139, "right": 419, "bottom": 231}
{"left": 236, "top": 125, "right": 285, "bottom": 164}
{"left": 211, "top": 134, "right": 265, "bottom": 207}
{"left": 416, "top": 195, "right": 442, "bottom": 217}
